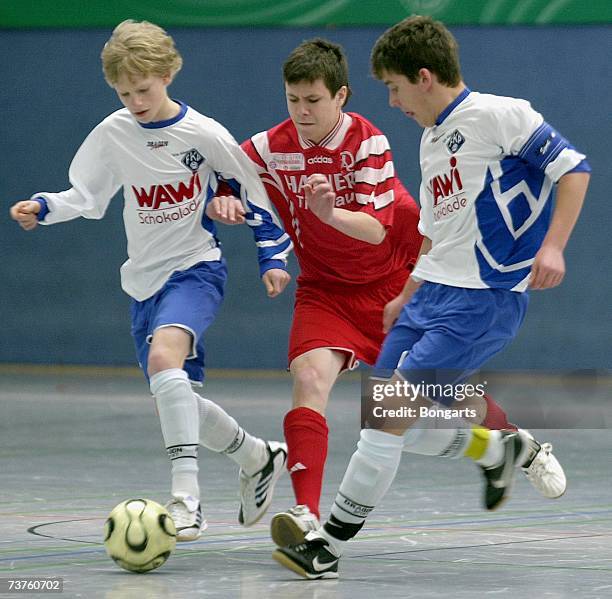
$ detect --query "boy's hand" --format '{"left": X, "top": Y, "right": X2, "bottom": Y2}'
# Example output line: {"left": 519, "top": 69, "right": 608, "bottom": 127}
{"left": 262, "top": 269, "right": 291, "bottom": 298}
{"left": 382, "top": 294, "right": 408, "bottom": 333}
{"left": 304, "top": 174, "right": 335, "bottom": 223}
{"left": 206, "top": 195, "right": 246, "bottom": 225}
{"left": 10, "top": 200, "right": 41, "bottom": 231}
{"left": 529, "top": 245, "right": 565, "bottom": 289}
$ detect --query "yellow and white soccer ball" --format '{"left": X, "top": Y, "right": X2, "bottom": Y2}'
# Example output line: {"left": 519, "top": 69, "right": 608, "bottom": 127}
{"left": 103, "top": 498, "right": 176, "bottom": 573}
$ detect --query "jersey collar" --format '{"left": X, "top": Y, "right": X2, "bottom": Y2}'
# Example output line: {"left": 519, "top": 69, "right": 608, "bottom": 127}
{"left": 435, "top": 87, "right": 471, "bottom": 126}
{"left": 139, "top": 100, "right": 188, "bottom": 129}
{"left": 297, "top": 112, "right": 352, "bottom": 150}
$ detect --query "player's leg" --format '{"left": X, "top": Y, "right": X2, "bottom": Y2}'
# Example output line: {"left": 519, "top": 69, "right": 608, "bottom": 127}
{"left": 270, "top": 348, "right": 345, "bottom": 546}
{"left": 273, "top": 425, "right": 404, "bottom": 579}
{"left": 272, "top": 285, "right": 533, "bottom": 578}
{"left": 169, "top": 261, "right": 287, "bottom": 527}
{"left": 170, "top": 336, "right": 286, "bottom": 527}
{"left": 376, "top": 283, "right": 564, "bottom": 499}
{"left": 272, "top": 391, "right": 528, "bottom": 579}
{"left": 272, "top": 282, "right": 375, "bottom": 546}
{"left": 146, "top": 325, "right": 205, "bottom": 540}
{"left": 194, "top": 386, "right": 287, "bottom": 527}
{"left": 136, "top": 261, "right": 286, "bottom": 537}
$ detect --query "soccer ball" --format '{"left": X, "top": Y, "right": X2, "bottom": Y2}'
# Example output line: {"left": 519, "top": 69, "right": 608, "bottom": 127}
{"left": 103, "top": 499, "right": 176, "bottom": 573}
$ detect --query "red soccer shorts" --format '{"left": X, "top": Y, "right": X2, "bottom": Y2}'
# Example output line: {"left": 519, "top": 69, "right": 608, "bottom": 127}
{"left": 288, "top": 269, "right": 410, "bottom": 370}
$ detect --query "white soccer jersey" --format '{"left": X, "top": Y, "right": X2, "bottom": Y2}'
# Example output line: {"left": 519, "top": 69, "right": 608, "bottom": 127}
{"left": 34, "top": 102, "right": 292, "bottom": 301}
{"left": 413, "top": 89, "right": 588, "bottom": 291}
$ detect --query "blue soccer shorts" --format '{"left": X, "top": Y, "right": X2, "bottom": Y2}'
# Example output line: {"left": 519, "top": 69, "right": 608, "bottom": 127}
{"left": 375, "top": 282, "right": 528, "bottom": 405}
{"left": 130, "top": 260, "right": 227, "bottom": 384}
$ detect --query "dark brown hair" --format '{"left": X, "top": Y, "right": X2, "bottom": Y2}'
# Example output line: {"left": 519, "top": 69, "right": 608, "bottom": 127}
{"left": 371, "top": 15, "right": 461, "bottom": 86}
{"left": 283, "top": 38, "right": 352, "bottom": 104}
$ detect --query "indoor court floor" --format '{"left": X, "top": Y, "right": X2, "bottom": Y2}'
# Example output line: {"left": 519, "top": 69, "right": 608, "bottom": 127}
{"left": 1, "top": 368, "right": 611, "bottom": 598}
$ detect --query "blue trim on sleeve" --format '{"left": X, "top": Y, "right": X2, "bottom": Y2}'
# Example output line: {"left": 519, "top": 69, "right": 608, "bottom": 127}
{"left": 35, "top": 197, "right": 49, "bottom": 221}
{"left": 201, "top": 183, "right": 220, "bottom": 243}
{"left": 260, "top": 259, "right": 287, "bottom": 275}
{"left": 435, "top": 87, "right": 471, "bottom": 126}
{"left": 567, "top": 159, "right": 592, "bottom": 174}
{"left": 138, "top": 100, "right": 188, "bottom": 129}
{"left": 518, "top": 122, "right": 572, "bottom": 172}
{"left": 220, "top": 177, "right": 291, "bottom": 277}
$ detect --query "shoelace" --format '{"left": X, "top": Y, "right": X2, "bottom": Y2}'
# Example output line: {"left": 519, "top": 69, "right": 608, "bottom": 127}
{"left": 167, "top": 501, "right": 195, "bottom": 528}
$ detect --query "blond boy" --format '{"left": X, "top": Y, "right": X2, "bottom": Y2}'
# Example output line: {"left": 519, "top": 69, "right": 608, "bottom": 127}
{"left": 10, "top": 20, "right": 293, "bottom": 540}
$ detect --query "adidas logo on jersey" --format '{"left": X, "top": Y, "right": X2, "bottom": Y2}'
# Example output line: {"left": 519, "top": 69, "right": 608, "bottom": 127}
{"left": 307, "top": 156, "right": 333, "bottom": 164}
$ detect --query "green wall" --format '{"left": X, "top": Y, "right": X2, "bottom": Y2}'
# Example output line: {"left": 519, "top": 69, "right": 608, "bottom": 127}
{"left": 2, "top": 0, "right": 611, "bottom": 28}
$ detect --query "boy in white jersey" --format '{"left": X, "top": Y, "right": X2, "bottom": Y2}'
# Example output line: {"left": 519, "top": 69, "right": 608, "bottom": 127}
{"left": 9, "top": 20, "right": 293, "bottom": 541}
{"left": 273, "top": 16, "right": 590, "bottom": 579}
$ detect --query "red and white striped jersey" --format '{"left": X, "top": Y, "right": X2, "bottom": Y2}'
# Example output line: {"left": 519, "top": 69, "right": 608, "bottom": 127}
{"left": 239, "top": 112, "right": 422, "bottom": 286}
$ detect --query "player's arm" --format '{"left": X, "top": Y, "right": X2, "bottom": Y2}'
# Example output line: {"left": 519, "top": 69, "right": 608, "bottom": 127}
{"left": 206, "top": 190, "right": 245, "bottom": 225}
{"left": 530, "top": 171, "right": 590, "bottom": 289}
{"left": 316, "top": 130, "right": 400, "bottom": 244}
{"left": 305, "top": 174, "right": 386, "bottom": 244}
{"left": 206, "top": 185, "right": 289, "bottom": 297}
{"left": 11, "top": 125, "right": 120, "bottom": 229}
{"left": 501, "top": 106, "right": 592, "bottom": 290}
{"left": 382, "top": 236, "right": 432, "bottom": 333}
{"left": 207, "top": 133, "right": 293, "bottom": 297}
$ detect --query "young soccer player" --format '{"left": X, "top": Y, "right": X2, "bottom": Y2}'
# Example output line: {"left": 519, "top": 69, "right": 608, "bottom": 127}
{"left": 273, "top": 15, "right": 590, "bottom": 579}
{"left": 9, "top": 20, "right": 293, "bottom": 541}
{"left": 208, "top": 38, "right": 564, "bottom": 549}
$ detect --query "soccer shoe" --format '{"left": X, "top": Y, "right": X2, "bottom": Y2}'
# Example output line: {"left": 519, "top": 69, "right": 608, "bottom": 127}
{"left": 270, "top": 504, "right": 321, "bottom": 547}
{"left": 480, "top": 430, "right": 527, "bottom": 510}
{"left": 165, "top": 494, "right": 207, "bottom": 541}
{"left": 521, "top": 433, "right": 567, "bottom": 499}
{"left": 239, "top": 441, "right": 288, "bottom": 526}
{"left": 273, "top": 530, "right": 340, "bottom": 579}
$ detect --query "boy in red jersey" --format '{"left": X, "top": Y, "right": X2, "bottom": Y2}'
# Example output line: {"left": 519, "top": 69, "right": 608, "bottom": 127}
{"left": 209, "top": 39, "right": 559, "bottom": 546}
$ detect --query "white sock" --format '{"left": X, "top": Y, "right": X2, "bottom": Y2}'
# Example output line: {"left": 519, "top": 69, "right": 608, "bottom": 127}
{"left": 150, "top": 368, "right": 199, "bottom": 500}
{"left": 325, "top": 429, "right": 404, "bottom": 554}
{"left": 196, "top": 393, "right": 267, "bottom": 476}
{"left": 403, "top": 428, "right": 470, "bottom": 458}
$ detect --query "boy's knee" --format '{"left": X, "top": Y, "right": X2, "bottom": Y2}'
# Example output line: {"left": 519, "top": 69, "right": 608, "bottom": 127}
{"left": 147, "top": 346, "right": 174, "bottom": 375}
{"left": 291, "top": 364, "right": 330, "bottom": 412}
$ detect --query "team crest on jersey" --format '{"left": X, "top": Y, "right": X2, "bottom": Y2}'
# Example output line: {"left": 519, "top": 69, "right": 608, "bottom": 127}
{"left": 182, "top": 149, "right": 204, "bottom": 172}
{"left": 340, "top": 150, "right": 355, "bottom": 171}
{"left": 268, "top": 153, "right": 305, "bottom": 171}
{"left": 445, "top": 130, "right": 465, "bottom": 154}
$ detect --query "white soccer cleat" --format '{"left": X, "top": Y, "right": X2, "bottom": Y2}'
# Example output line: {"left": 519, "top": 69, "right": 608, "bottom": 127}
{"left": 165, "top": 494, "right": 207, "bottom": 541}
{"left": 522, "top": 440, "right": 567, "bottom": 499}
{"left": 239, "top": 441, "right": 287, "bottom": 526}
{"left": 270, "top": 504, "right": 321, "bottom": 547}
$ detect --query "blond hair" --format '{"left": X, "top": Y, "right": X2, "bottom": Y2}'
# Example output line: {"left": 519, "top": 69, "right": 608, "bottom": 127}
{"left": 101, "top": 20, "right": 183, "bottom": 85}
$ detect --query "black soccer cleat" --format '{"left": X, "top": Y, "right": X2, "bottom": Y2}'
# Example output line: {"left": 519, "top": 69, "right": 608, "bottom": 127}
{"left": 480, "top": 430, "right": 525, "bottom": 510}
{"left": 272, "top": 531, "right": 340, "bottom": 579}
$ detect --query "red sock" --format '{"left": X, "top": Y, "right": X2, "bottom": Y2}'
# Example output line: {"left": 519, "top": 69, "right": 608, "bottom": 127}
{"left": 481, "top": 394, "right": 518, "bottom": 431}
{"left": 283, "top": 407, "right": 328, "bottom": 519}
